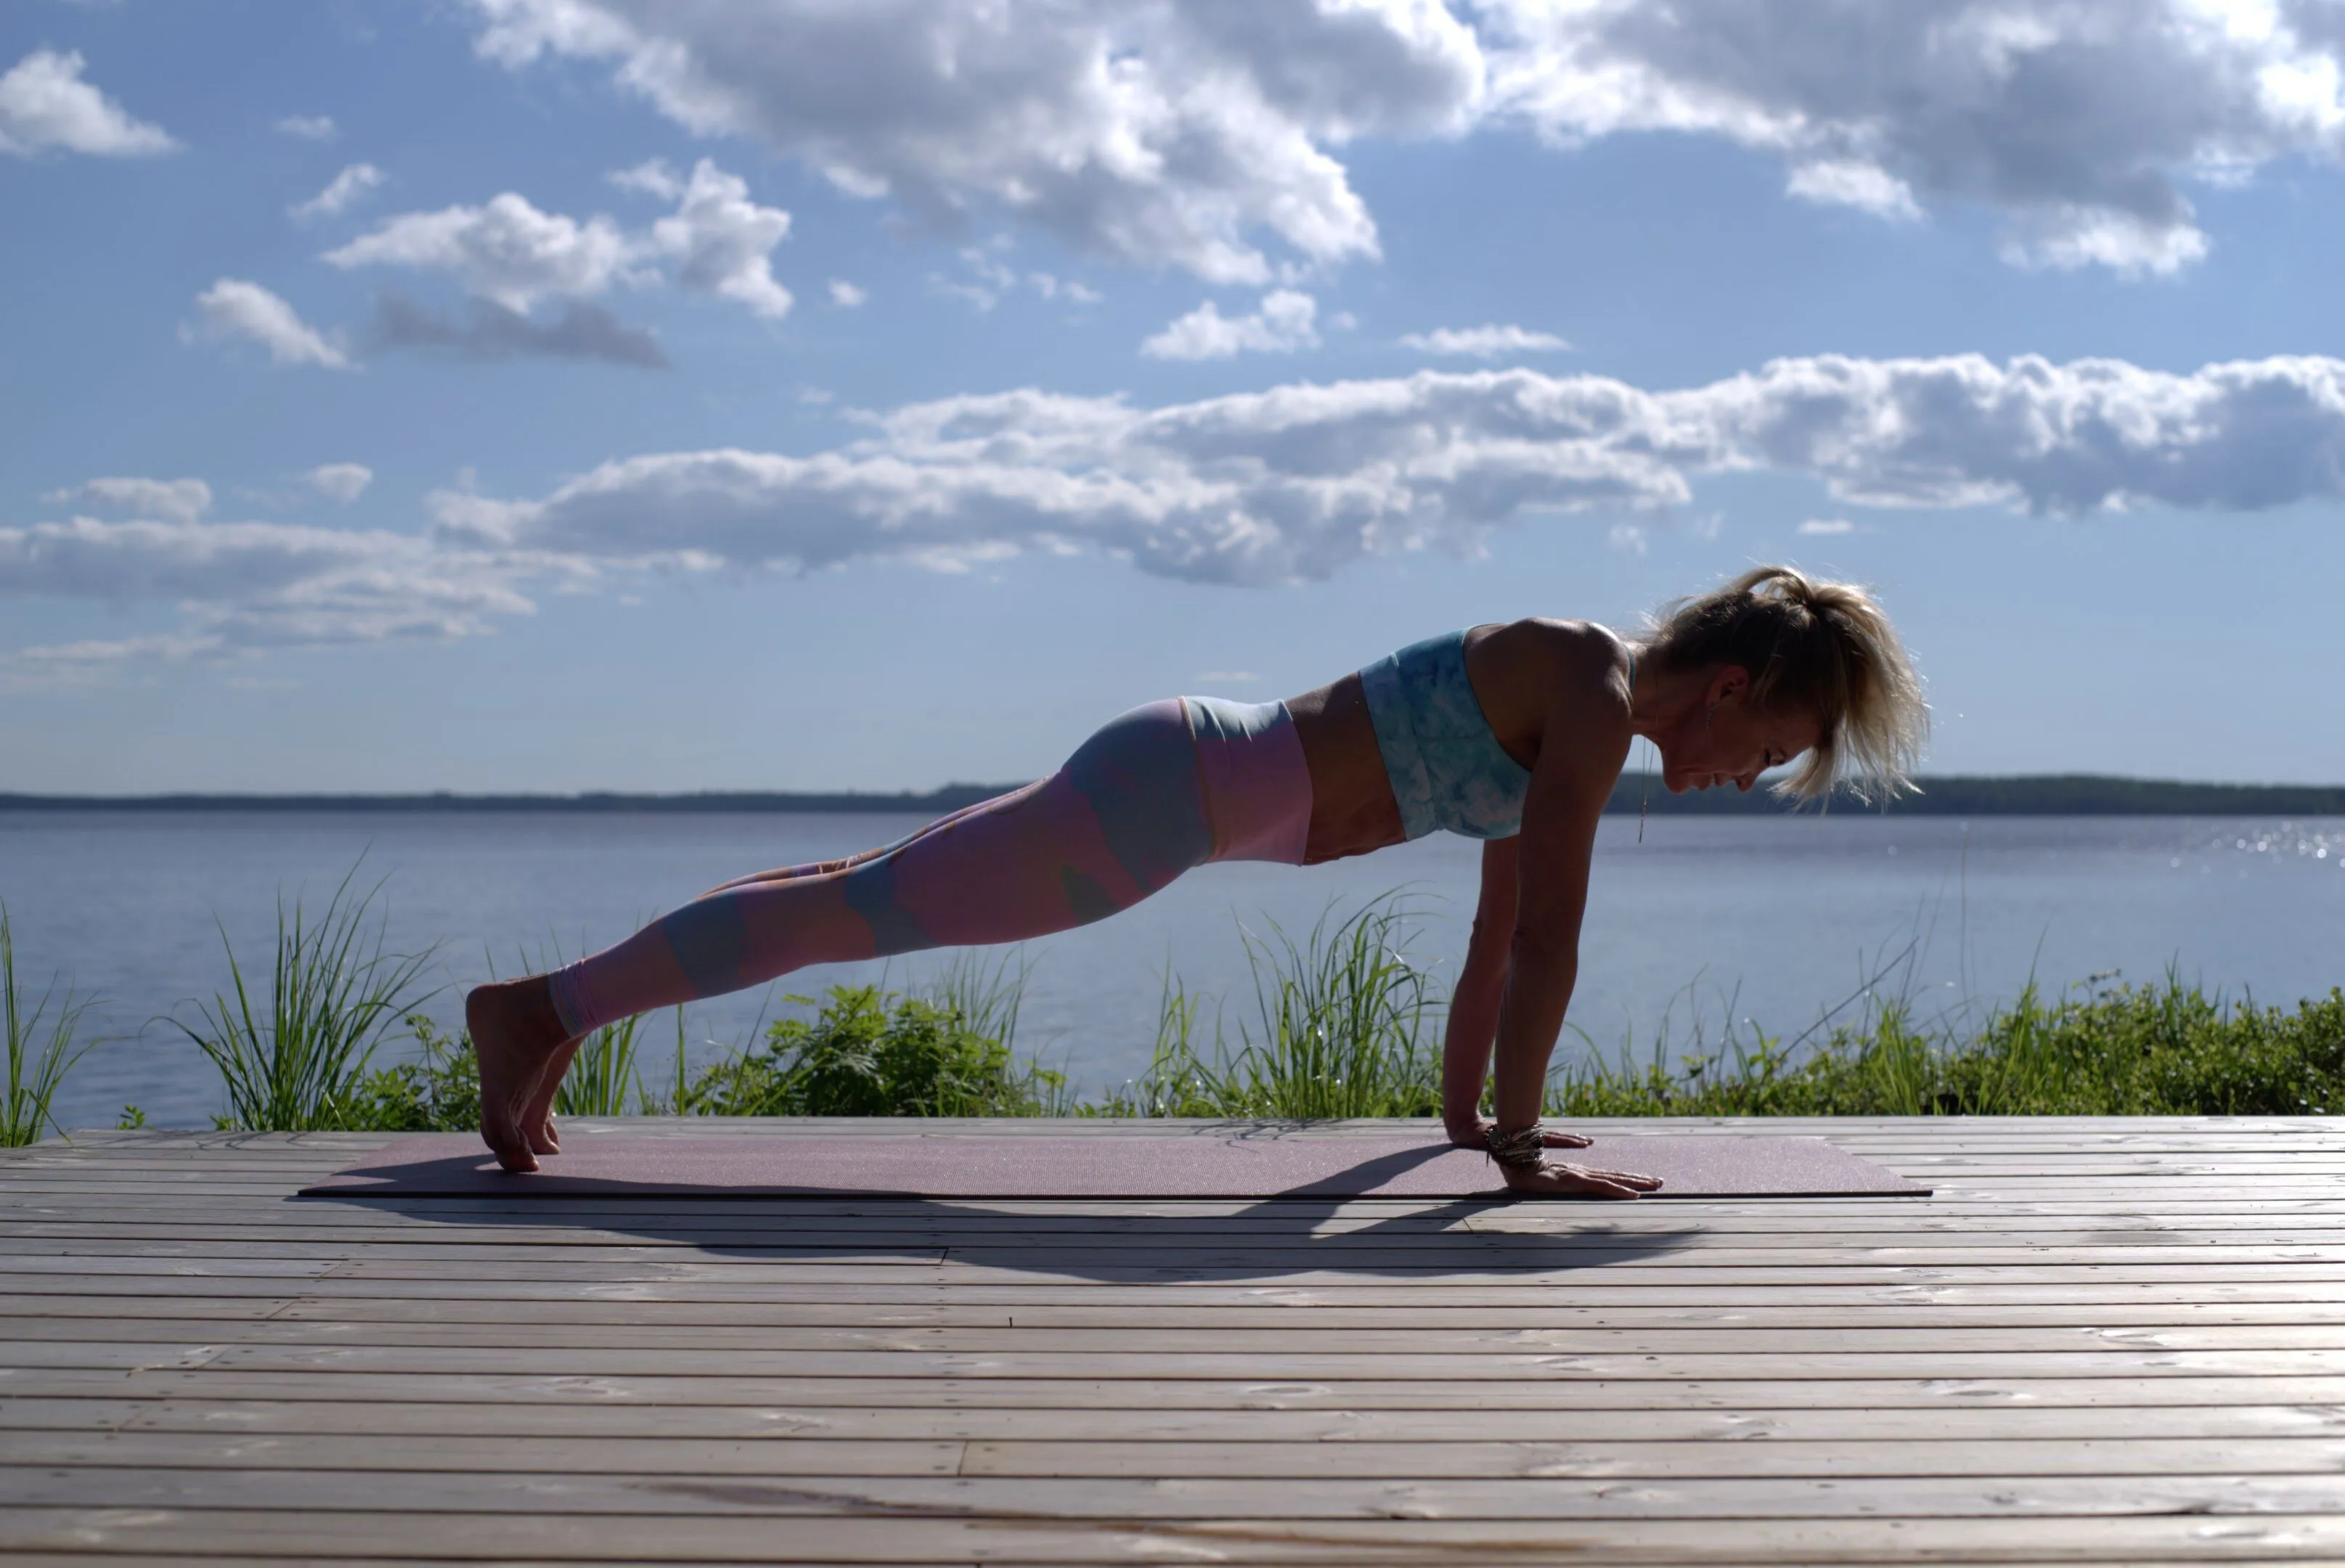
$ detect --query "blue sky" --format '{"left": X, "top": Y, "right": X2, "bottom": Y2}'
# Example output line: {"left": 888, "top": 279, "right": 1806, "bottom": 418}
{"left": 4, "top": 0, "right": 2343, "bottom": 793}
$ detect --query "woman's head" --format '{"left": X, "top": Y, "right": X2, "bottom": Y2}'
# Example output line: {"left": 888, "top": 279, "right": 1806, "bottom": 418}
{"left": 1641, "top": 565, "right": 1927, "bottom": 802}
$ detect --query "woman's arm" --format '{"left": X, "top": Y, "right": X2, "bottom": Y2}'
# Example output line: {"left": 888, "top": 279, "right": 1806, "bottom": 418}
{"left": 1485, "top": 643, "right": 1658, "bottom": 1199}
{"left": 1441, "top": 838, "right": 1517, "bottom": 1143}
{"left": 1441, "top": 841, "right": 1598, "bottom": 1151}
{"left": 1443, "top": 838, "right": 1598, "bottom": 1151}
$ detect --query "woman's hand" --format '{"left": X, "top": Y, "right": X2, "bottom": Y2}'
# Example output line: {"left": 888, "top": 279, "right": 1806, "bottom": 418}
{"left": 1501, "top": 1159, "right": 1663, "bottom": 1200}
{"left": 1446, "top": 1117, "right": 1592, "bottom": 1151}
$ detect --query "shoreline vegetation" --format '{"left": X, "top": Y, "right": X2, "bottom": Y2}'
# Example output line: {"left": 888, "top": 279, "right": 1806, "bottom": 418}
{"left": 7, "top": 772, "right": 2345, "bottom": 817}
{"left": 6, "top": 885, "right": 2338, "bottom": 1138}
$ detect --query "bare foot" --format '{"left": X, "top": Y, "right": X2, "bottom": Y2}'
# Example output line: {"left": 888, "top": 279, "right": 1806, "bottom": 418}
{"left": 518, "top": 1039, "right": 580, "bottom": 1156}
{"left": 465, "top": 977, "right": 571, "bottom": 1173}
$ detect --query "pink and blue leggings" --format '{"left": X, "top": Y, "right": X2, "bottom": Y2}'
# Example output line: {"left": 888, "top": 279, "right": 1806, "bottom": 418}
{"left": 545, "top": 698, "right": 1313, "bottom": 1040}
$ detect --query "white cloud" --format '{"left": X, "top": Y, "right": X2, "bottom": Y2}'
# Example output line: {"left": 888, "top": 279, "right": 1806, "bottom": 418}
{"left": 0, "top": 515, "right": 532, "bottom": 653}
{"left": 1475, "top": 0, "right": 2345, "bottom": 276}
{"left": 467, "top": 0, "right": 1485, "bottom": 284}
{"left": 457, "top": 1, "right": 2345, "bottom": 280}
{"left": 1398, "top": 323, "right": 1570, "bottom": 358}
{"left": 644, "top": 159, "right": 792, "bottom": 319}
{"left": 0, "top": 49, "right": 176, "bottom": 158}
{"left": 368, "top": 293, "right": 669, "bottom": 368}
{"left": 435, "top": 352, "right": 2345, "bottom": 588}
{"left": 325, "top": 192, "right": 637, "bottom": 311}
{"left": 290, "top": 163, "right": 386, "bottom": 222}
{"left": 828, "top": 279, "right": 867, "bottom": 308}
{"left": 606, "top": 158, "right": 681, "bottom": 198}
{"left": 305, "top": 464, "right": 374, "bottom": 503}
{"left": 274, "top": 115, "right": 338, "bottom": 142}
{"left": 42, "top": 478, "right": 212, "bottom": 526}
{"left": 1785, "top": 160, "right": 1922, "bottom": 221}
{"left": 191, "top": 279, "right": 348, "bottom": 369}
{"left": 1999, "top": 206, "right": 2214, "bottom": 277}
{"left": 1798, "top": 518, "right": 1855, "bottom": 535}
{"left": 327, "top": 160, "right": 791, "bottom": 319}
{"left": 30, "top": 350, "right": 2345, "bottom": 672}
{"left": 1142, "top": 290, "right": 1320, "bottom": 360}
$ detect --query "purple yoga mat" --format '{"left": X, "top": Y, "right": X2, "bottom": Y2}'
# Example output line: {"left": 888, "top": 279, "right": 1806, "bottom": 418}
{"left": 303, "top": 1131, "right": 1928, "bottom": 1199}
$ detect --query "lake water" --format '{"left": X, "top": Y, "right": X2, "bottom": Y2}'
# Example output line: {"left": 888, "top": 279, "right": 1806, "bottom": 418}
{"left": 4, "top": 810, "right": 2341, "bottom": 1130}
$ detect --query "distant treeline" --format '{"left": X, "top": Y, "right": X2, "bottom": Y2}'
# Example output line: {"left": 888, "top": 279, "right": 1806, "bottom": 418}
{"left": 4, "top": 774, "right": 2344, "bottom": 817}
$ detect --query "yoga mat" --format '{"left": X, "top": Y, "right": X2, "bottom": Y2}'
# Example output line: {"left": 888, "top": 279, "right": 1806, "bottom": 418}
{"left": 305, "top": 1131, "right": 1928, "bottom": 1199}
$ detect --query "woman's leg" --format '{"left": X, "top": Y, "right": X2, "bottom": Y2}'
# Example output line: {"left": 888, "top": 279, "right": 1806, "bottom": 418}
{"left": 700, "top": 792, "right": 1016, "bottom": 894}
{"left": 470, "top": 701, "right": 1214, "bottom": 1169}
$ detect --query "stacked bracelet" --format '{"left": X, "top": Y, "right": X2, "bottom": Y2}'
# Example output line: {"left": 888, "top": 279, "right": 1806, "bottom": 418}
{"left": 1483, "top": 1123, "right": 1549, "bottom": 1171}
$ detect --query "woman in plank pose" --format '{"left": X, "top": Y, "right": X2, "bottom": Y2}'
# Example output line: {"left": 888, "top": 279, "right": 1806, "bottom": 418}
{"left": 469, "top": 565, "right": 1925, "bottom": 1193}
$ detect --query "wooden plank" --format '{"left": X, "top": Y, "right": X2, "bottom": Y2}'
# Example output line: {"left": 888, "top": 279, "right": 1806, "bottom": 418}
{"left": 14, "top": 1367, "right": 2345, "bottom": 1409}
{"left": 0, "top": 1430, "right": 966, "bottom": 1474}
{"left": 22, "top": 1291, "right": 2345, "bottom": 1333}
{"left": 28, "top": 1196, "right": 2345, "bottom": 1232}
{"left": 122, "top": 1344, "right": 2345, "bottom": 1380}
{"left": 309, "top": 1258, "right": 2345, "bottom": 1286}
{"left": 14, "top": 1397, "right": 2345, "bottom": 1444}
{"left": 15, "top": 1464, "right": 2345, "bottom": 1522}
{"left": 14, "top": 1427, "right": 2345, "bottom": 1482}
{"left": 23, "top": 1230, "right": 2336, "bottom": 1275}
{"left": 18, "top": 1270, "right": 2345, "bottom": 1307}
{"left": 10, "top": 1116, "right": 2345, "bottom": 1568}
{"left": 14, "top": 1315, "right": 2345, "bottom": 1355}
{"left": 4, "top": 1503, "right": 2345, "bottom": 1563}
{"left": 20, "top": 1429, "right": 2345, "bottom": 1481}
{"left": 31, "top": 1217, "right": 2345, "bottom": 1253}
{"left": 21, "top": 1182, "right": 2345, "bottom": 1211}
{"left": 18, "top": 1242, "right": 2345, "bottom": 1282}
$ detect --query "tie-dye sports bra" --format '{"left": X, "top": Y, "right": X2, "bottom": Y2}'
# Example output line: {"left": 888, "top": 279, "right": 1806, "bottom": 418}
{"left": 1356, "top": 629, "right": 1533, "bottom": 841}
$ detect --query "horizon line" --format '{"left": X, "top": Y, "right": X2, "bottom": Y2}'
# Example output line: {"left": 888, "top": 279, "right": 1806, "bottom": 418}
{"left": 4, "top": 772, "right": 2344, "bottom": 817}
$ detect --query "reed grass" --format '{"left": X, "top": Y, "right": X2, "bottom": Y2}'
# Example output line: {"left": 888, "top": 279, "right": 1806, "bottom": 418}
{"left": 1096, "top": 897, "right": 1444, "bottom": 1118}
{"left": 1, "top": 907, "right": 95, "bottom": 1148}
{"left": 178, "top": 869, "right": 439, "bottom": 1132}
{"left": 555, "top": 1013, "right": 648, "bottom": 1117}
{"left": 170, "top": 878, "right": 2345, "bottom": 1127}
{"left": 1546, "top": 971, "right": 2345, "bottom": 1117}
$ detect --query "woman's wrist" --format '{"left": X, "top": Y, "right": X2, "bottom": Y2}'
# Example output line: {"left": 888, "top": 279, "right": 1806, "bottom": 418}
{"left": 1483, "top": 1122, "right": 1549, "bottom": 1170}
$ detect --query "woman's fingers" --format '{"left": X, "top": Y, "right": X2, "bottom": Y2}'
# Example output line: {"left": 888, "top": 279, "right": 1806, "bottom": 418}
{"left": 1505, "top": 1161, "right": 1665, "bottom": 1199}
{"left": 1574, "top": 1164, "right": 1665, "bottom": 1191}
{"left": 1540, "top": 1128, "right": 1594, "bottom": 1148}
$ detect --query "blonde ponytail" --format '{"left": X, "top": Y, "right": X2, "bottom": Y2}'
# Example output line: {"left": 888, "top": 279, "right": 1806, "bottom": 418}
{"left": 1644, "top": 565, "right": 1928, "bottom": 803}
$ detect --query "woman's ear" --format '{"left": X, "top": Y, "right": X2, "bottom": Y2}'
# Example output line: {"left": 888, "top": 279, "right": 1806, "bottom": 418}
{"left": 1706, "top": 663, "right": 1751, "bottom": 709}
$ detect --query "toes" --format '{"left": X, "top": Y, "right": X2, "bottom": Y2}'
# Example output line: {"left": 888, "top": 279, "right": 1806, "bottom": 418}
{"left": 481, "top": 1103, "right": 539, "bottom": 1173}
{"left": 521, "top": 1040, "right": 579, "bottom": 1156}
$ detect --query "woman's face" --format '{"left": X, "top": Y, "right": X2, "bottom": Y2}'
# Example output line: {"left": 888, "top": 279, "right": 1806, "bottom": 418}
{"left": 1658, "top": 673, "right": 1823, "bottom": 795}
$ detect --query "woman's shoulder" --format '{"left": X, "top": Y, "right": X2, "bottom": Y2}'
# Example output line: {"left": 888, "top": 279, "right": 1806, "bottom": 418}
{"left": 1471, "top": 616, "right": 1629, "bottom": 679}
{"left": 1464, "top": 618, "right": 1634, "bottom": 749}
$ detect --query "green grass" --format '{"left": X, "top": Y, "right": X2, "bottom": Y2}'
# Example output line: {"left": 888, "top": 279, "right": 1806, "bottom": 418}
{"left": 1550, "top": 974, "right": 2345, "bottom": 1118}
{"left": 174, "top": 881, "right": 2345, "bottom": 1129}
{"left": 1096, "top": 897, "right": 1445, "bottom": 1119}
{"left": 679, "top": 952, "right": 1068, "bottom": 1117}
{"left": 1, "top": 907, "right": 96, "bottom": 1148}
{"left": 176, "top": 869, "right": 439, "bottom": 1132}
{"left": 555, "top": 1013, "right": 649, "bottom": 1117}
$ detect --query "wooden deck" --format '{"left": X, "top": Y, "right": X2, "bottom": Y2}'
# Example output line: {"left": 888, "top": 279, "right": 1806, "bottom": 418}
{"left": 4, "top": 1116, "right": 2345, "bottom": 1565}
